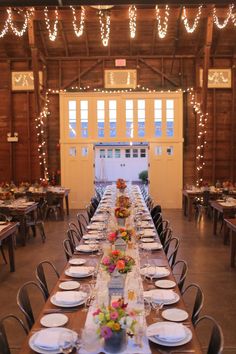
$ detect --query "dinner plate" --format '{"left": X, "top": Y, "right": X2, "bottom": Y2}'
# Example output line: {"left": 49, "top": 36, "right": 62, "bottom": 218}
{"left": 69, "top": 258, "right": 86, "bottom": 265}
{"left": 65, "top": 267, "right": 94, "bottom": 278}
{"left": 141, "top": 237, "right": 155, "bottom": 243}
{"left": 147, "top": 323, "right": 192, "bottom": 347}
{"left": 155, "top": 280, "right": 176, "bottom": 289}
{"left": 161, "top": 308, "right": 189, "bottom": 322}
{"left": 59, "top": 281, "right": 80, "bottom": 290}
{"left": 151, "top": 291, "right": 180, "bottom": 305}
{"left": 76, "top": 245, "right": 98, "bottom": 253}
{"left": 40, "top": 314, "right": 68, "bottom": 327}
{"left": 50, "top": 293, "right": 86, "bottom": 307}
{"left": 29, "top": 328, "right": 78, "bottom": 354}
{"left": 140, "top": 267, "right": 170, "bottom": 279}
{"left": 140, "top": 242, "right": 162, "bottom": 250}
{"left": 84, "top": 240, "right": 99, "bottom": 245}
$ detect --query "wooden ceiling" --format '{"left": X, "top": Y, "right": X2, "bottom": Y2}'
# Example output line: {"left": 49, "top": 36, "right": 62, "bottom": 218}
{"left": 0, "top": 5, "right": 235, "bottom": 59}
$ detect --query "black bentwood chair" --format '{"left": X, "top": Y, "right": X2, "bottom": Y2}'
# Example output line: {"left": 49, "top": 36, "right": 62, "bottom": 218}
{"left": 195, "top": 315, "right": 224, "bottom": 354}
{"left": 182, "top": 283, "right": 204, "bottom": 325}
{"left": 35, "top": 260, "right": 60, "bottom": 299}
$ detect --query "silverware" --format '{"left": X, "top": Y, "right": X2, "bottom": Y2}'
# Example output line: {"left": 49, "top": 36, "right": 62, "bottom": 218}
{"left": 43, "top": 308, "right": 79, "bottom": 313}
{"left": 170, "top": 350, "right": 195, "bottom": 353}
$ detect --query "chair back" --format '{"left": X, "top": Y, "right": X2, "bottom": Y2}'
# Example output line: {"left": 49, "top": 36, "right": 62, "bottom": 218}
{"left": 17, "top": 281, "right": 46, "bottom": 330}
{"left": 150, "top": 205, "right": 162, "bottom": 219}
{"left": 182, "top": 283, "right": 204, "bottom": 325}
{"left": 164, "top": 237, "right": 179, "bottom": 267}
{"left": 46, "top": 191, "right": 59, "bottom": 206}
{"left": 159, "top": 227, "right": 172, "bottom": 246}
{"left": 172, "top": 260, "right": 188, "bottom": 291}
{"left": 195, "top": 315, "right": 224, "bottom": 354}
{"left": 63, "top": 239, "right": 74, "bottom": 261}
{"left": 35, "top": 261, "right": 60, "bottom": 299}
{"left": 202, "top": 190, "right": 210, "bottom": 206}
{"left": 67, "top": 229, "right": 81, "bottom": 251}
{"left": 0, "top": 213, "right": 7, "bottom": 222}
{"left": 68, "top": 222, "right": 81, "bottom": 237}
{"left": 156, "top": 219, "right": 169, "bottom": 236}
{"left": 0, "top": 314, "right": 28, "bottom": 354}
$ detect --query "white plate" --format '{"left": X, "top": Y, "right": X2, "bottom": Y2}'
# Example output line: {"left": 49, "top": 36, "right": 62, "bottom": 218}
{"left": 84, "top": 240, "right": 99, "bottom": 245}
{"left": 59, "top": 281, "right": 80, "bottom": 290}
{"left": 141, "top": 238, "right": 155, "bottom": 243}
{"left": 0, "top": 221, "right": 7, "bottom": 225}
{"left": 162, "top": 308, "right": 189, "bottom": 322}
{"left": 155, "top": 280, "right": 176, "bottom": 289}
{"left": 140, "top": 242, "right": 162, "bottom": 250}
{"left": 29, "top": 328, "right": 77, "bottom": 354}
{"left": 65, "top": 268, "right": 94, "bottom": 278}
{"left": 152, "top": 291, "right": 180, "bottom": 305}
{"left": 69, "top": 258, "right": 86, "bottom": 265}
{"left": 76, "top": 245, "right": 98, "bottom": 253}
{"left": 50, "top": 294, "right": 85, "bottom": 307}
{"left": 141, "top": 267, "right": 170, "bottom": 279}
{"left": 147, "top": 322, "right": 192, "bottom": 347}
{"left": 40, "top": 314, "right": 68, "bottom": 327}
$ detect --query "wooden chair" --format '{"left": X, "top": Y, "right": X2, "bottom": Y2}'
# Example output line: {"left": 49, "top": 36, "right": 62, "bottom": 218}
{"left": 172, "top": 260, "right": 188, "bottom": 292}
{"left": 44, "top": 191, "right": 62, "bottom": 220}
{"left": 163, "top": 237, "right": 180, "bottom": 268}
{"left": 0, "top": 314, "right": 28, "bottom": 354}
{"left": 63, "top": 239, "right": 74, "bottom": 261}
{"left": 195, "top": 315, "right": 224, "bottom": 354}
{"left": 35, "top": 260, "right": 60, "bottom": 299}
{"left": 0, "top": 213, "right": 7, "bottom": 264}
{"left": 17, "top": 281, "right": 46, "bottom": 330}
{"left": 182, "top": 283, "right": 204, "bottom": 325}
{"left": 68, "top": 221, "right": 82, "bottom": 237}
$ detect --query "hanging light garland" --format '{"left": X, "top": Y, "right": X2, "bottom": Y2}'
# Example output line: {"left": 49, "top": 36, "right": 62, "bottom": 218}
{"left": 213, "top": 4, "right": 234, "bottom": 29}
{"left": 129, "top": 5, "right": 137, "bottom": 39}
{"left": 98, "top": 9, "right": 110, "bottom": 47}
{"left": 155, "top": 5, "right": 169, "bottom": 39}
{"left": 188, "top": 88, "right": 208, "bottom": 186}
{"left": 182, "top": 5, "right": 202, "bottom": 33}
{"left": 44, "top": 7, "right": 59, "bottom": 41}
{"left": 231, "top": 12, "right": 236, "bottom": 26}
{"left": 70, "top": 6, "right": 85, "bottom": 37}
{"left": 0, "top": 10, "right": 10, "bottom": 38}
{"left": 35, "top": 92, "right": 50, "bottom": 181}
{"left": 7, "top": 7, "right": 34, "bottom": 37}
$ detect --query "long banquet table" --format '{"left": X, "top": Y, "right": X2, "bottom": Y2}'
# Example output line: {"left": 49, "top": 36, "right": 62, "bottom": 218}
{"left": 20, "top": 185, "right": 202, "bottom": 354}
{"left": 0, "top": 222, "right": 18, "bottom": 272}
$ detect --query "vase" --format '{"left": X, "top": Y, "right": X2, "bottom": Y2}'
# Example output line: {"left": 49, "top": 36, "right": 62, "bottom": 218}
{"left": 104, "top": 329, "right": 126, "bottom": 353}
{"left": 117, "top": 217, "right": 126, "bottom": 227}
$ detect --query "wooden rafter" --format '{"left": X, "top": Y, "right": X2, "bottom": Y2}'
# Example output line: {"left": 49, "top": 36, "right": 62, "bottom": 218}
{"left": 151, "top": 19, "right": 156, "bottom": 55}
{"left": 38, "top": 21, "right": 49, "bottom": 57}
{"left": 62, "top": 59, "right": 102, "bottom": 89}
{"left": 84, "top": 28, "right": 90, "bottom": 57}
{"left": 139, "top": 58, "right": 179, "bottom": 87}
{"left": 170, "top": 6, "right": 183, "bottom": 74}
{"left": 59, "top": 21, "right": 69, "bottom": 57}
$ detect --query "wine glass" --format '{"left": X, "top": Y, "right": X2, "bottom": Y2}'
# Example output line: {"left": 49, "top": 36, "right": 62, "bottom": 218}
{"left": 151, "top": 301, "right": 164, "bottom": 321}
{"left": 58, "top": 330, "right": 75, "bottom": 354}
{"left": 80, "top": 284, "right": 92, "bottom": 311}
{"left": 148, "top": 264, "right": 156, "bottom": 283}
{"left": 143, "top": 299, "right": 151, "bottom": 318}
{"left": 80, "top": 328, "right": 101, "bottom": 352}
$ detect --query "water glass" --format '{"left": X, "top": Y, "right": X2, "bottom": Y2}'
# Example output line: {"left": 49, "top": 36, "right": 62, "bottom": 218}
{"left": 58, "top": 330, "right": 75, "bottom": 354}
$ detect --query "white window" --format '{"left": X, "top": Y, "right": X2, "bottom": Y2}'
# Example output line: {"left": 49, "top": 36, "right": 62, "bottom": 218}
{"left": 138, "top": 100, "right": 145, "bottom": 137}
{"left": 97, "top": 100, "right": 105, "bottom": 138}
{"left": 69, "top": 147, "right": 76, "bottom": 156}
{"left": 166, "top": 99, "right": 174, "bottom": 137}
{"left": 133, "top": 149, "right": 138, "bottom": 158}
{"left": 154, "top": 99, "right": 162, "bottom": 137}
{"left": 125, "top": 149, "right": 131, "bottom": 158}
{"left": 109, "top": 100, "right": 116, "bottom": 137}
{"left": 68, "top": 100, "right": 76, "bottom": 138}
{"left": 155, "top": 146, "right": 162, "bottom": 156}
{"left": 140, "top": 148, "right": 146, "bottom": 158}
{"left": 115, "top": 149, "right": 121, "bottom": 158}
{"left": 107, "top": 149, "right": 113, "bottom": 158}
{"left": 99, "top": 149, "right": 105, "bottom": 158}
{"left": 80, "top": 100, "right": 88, "bottom": 138}
{"left": 126, "top": 100, "right": 133, "bottom": 138}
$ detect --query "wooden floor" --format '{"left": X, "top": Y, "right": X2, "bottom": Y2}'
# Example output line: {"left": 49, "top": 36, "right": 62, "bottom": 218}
{"left": 0, "top": 209, "right": 236, "bottom": 353}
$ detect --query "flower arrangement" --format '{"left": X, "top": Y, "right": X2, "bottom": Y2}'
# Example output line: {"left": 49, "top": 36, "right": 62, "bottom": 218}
{"left": 116, "top": 178, "right": 127, "bottom": 190}
{"left": 108, "top": 228, "right": 133, "bottom": 244}
{"left": 0, "top": 191, "right": 12, "bottom": 200}
{"left": 114, "top": 207, "right": 130, "bottom": 219}
{"left": 116, "top": 195, "right": 131, "bottom": 208}
{"left": 93, "top": 298, "right": 137, "bottom": 340}
{"left": 101, "top": 250, "right": 135, "bottom": 274}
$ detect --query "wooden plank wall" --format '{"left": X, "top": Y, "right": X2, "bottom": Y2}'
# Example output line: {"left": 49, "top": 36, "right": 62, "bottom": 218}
{"left": 0, "top": 56, "right": 235, "bottom": 186}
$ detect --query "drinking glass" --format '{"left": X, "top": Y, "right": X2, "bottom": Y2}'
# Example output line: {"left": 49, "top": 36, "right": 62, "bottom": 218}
{"left": 80, "top": 284, "right": 92, "bottom": 311}
{"left": 148, "top": 264, "right": 156, "bottom": 283}
{"left": 151, "top": 302, "right": 164, "bottom": 321}
{"left": 58, "top": 330, "right": 75, "bottom": 354}
{"left": 143, "top": 299, "right": 151, "bottom": 317}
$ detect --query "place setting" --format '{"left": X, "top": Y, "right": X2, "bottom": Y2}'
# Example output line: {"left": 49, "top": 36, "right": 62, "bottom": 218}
{"left": 143, "top": 289, "right": 180, "bottom": 305}
{"left": 65, "top": 265, "right": 95, "bottom": 278}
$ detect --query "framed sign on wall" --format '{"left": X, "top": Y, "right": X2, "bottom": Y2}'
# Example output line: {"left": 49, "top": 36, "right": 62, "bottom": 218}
{"left": 12, "top": 71, "right": 43, "bottom": 91}
{"left": 104, "top": 69, "right": 137, "bottom": 89}
{"left": 199, "top": 68, "right": 231, "bottom": 88}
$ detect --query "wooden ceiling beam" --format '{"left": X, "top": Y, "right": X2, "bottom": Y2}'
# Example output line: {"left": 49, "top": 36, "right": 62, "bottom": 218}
{"left": 139, "top": 58, "right": 179, "bottom": 86}
{"left": 59, "top": 20, "right": 69, "bottom": 56}
{"left": 38, "top": 21, "right": 49, "bottom": 57}
{"left": 170, "top": 6, "right": 183, "bottom": 74}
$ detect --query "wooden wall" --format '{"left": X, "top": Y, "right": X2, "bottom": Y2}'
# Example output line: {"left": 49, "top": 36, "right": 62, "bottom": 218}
{"left": 0, "top": 56, "right": 236, "bottom": 186}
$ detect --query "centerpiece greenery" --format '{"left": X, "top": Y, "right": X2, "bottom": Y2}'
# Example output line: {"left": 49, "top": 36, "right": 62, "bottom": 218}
{"left": 101, "top": 250, "right": 135, "bottom": 274}
{"left": 108, "top": 228, "right": 134, "bottom": 244}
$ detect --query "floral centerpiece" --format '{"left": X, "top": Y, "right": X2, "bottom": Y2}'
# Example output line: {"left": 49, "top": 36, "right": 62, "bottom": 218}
{"left": 108, "top": 228, "right": 133, "bottom": 244}
{"left": 93, "top": 298, "right": 137, "bottom": 353}
{"left": 116, "top": 178, "right": 127, "bottom": 191}
{"left": 222, "top": 180, "right": 233, "bottom": 190}
{"left": 116, "top": 195, "right": 131, "bottom": 208}
{"left": 115, "top": 207, "right": 130, "bottom": 226}
{"left": 101, "top": 250, "right": 135, "bottom": 274}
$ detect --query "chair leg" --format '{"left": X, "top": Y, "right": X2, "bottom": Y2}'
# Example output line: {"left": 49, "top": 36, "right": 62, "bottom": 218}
{"left": 37, "top": 222, "right": 46, "bottom": 243}
{"left": 0, "top": 245, "right": 7, "bottom": 264}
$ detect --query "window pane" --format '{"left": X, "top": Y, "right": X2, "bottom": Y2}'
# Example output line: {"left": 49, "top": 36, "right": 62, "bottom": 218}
{"left": 69, "top": 110, "right": 76, "bottom": 121}
{"left": 80, "top": 100, "right": 88, "bottom": 110}
{"left": 99, "top": 149, "right": 105, "bottom": 158}
{"left": 155, "top": 100, "right": 162, "bottom": 109}
{"left": 166, "top": 109, "right": 174, "bottom": 120}
{"left": 126, "top": 100, "right": 133, "bottom": 109}
{"left": 155, "top": 146, "right": 162, "bottom": 155}
{"left": 109, "top": 110, "right": 116, "bottom": 121}
{"left": 166, "top": 99, "right": 174, "bottom": 109}
{"left": 140, "top": 148, "right": 146, "bottom": 158}
{"left": 97, "top": 100, "right": 105, "bottom": 109}
{"left": 69, "top": 100, "right": 76, "bottom": 110}
{"left": 69, "top": 147, "right": 76, "bottom": 156}
{"left": 138, "top": 110, "right": 145, "bottom": 120}
{"left": 138, "top": 99, "right": 145, "bottom": 110}
{"left": 126, "top": 110, "right": 133, "bottom": 120}
{"left": 109, "top": 100, "right": 116, "bottom": 110}
{"left": 107, "top": 149, "right": 113, "bottom": 158}
{"left": 115, "top": 149, "right": 121, "bottom": 158}
{"left": 155, "top": 110, "right": 162, "bottom": 120}
{"left": 97, "top": 110, "right": 105, "bottom": 121}
{"left": 133, "top": 149, "right": 138, "bottom": 158}
{"left": 125, "top": 149, "right": 131, "bottom": 158}
{"left": 81, "top": 110, "right": 88, "bottom": 120}
{"left": 154, "top": 99, "right": 162, "bottom": 138}
{"left": 82, "top": 147, "right": 88, "bottom": 156}
{"left": 167, "top": 146, "right": 174, "bottom": 155}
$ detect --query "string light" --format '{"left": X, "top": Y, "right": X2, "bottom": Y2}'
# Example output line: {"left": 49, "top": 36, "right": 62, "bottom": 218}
{"left": 98, "top": 9, "right": 110, "bottom": 47}
{"left": 0, "top": 10, "right": 10, "bottom": 38}
{"left": 70, "top": 6, "right": 85, "bottom": 37}
{"left": 231, "top": 12, "right": 236, "bottom": 26}
{"left": 155, "top": 5, "right": 169, "bottom": 39}
{"left": 44, "top": 7, "right": 58, "bottom": 41}
{"left": 188, "top": 88, "right": 208, "bottom": 186}
{"left": 213, "top": 4, "right": 234, "bottom": 29}
{"left": 129, "top": 5, "right": 137, "bottom": 39}
{"left": 7, "top": 7, "right": 34, "bottom": 37}
{"left": 182, "top": 5, "right": 202, "bottom": 33}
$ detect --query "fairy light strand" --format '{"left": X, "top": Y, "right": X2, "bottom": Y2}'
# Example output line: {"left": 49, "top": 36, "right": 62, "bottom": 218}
{"left": 155, "top": 5, "right": 169, "bottom": 39}
{"left": 70, "top": 6, "right": 85, "bottom": 37}
{"left": 0, "top": 10, "right": 9, "bottom": 38}
{"left": 213, "top": 4, "right": 234, "bottom": 29}
{"left": 182, "top": 5, "right": 202, "bottom": 33}
{"left": 7, "top": 7, "right": 34, "bottom": 37}
{"left": 44, "top": 7, "right": 59, "bottom": 41}
{"left": 98, "top": 10, "right": 110, "bottom": 47}
{"left": 129, "top": 5, "right": 137, "bottom": 39}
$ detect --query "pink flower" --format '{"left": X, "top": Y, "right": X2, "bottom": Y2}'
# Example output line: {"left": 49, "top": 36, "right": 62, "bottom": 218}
{"left": 100, "top": 326, "right": 113, "bottom": 339}
{"left": 108, "top": 264, "right": 116, "bottom": 273}
{"left": 111, "top": 300, "right": 120, "bottom": 309}
{"left": 110, "top": 311, "right": 119, "bottom": 320}
{"left": 93, "top": 308, "right": 101, "bottom": 316}
{"left": 102, "top": 256, "right": 110, "bottom": 265}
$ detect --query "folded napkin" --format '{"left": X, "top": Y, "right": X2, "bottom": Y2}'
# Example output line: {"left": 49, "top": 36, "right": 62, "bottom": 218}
{"left": 147, "top": 322, "right": 186, "bottom": 342}
{"left": 141, "top": 266, "right": 169, "bottom": 277}
{"left": 54, "top": 290, "right": 86, "bottom": 304}
{"left": 67, "top": 266, "right": 94, "bottom": 276}
{"left": 34, "top": 329, "right": 76, "bottom": 350}
{"left": 144, "top": 289, "right": 176, "bottom": 302}
{"left": 83, "top": 233, "right": 100, "bottom": 240}
{"left": 76, "top": 245, "right": 97, "bottom": 252}
{"left": 141, "top": 242, "right": 161, "bottom": 250}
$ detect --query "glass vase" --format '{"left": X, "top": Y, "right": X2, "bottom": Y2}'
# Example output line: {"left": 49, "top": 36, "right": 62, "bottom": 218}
{"left": 103, "top": 329, "right": 126, "bottom": 353}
